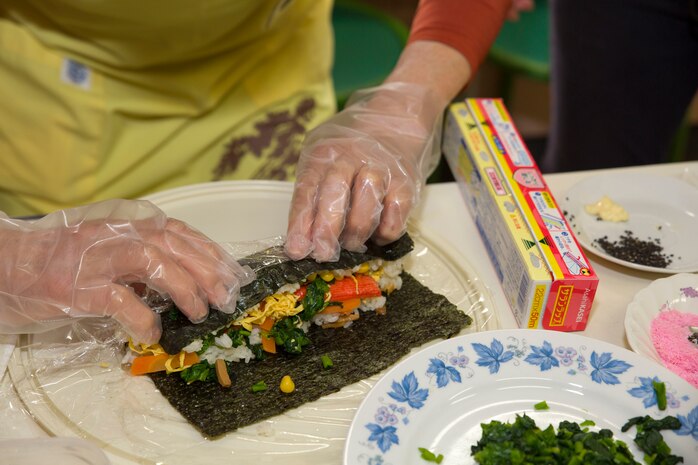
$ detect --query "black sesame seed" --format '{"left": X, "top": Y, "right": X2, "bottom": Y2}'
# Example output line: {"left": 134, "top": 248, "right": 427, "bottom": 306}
{"left": 689, "top": 333, "right": 698, "bottom": 346}
{"left": 593, "top": 230, "right": 673, "bottom": 268}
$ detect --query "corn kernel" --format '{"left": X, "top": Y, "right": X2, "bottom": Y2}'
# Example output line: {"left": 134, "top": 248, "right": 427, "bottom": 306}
{"left": 280, "top": 375, "right": 295, "bottom": 393}
{"left": 319, "top": 271, "right": 334, "bottom": 282}
{"left": 356, "top": 263, "right": 370, "bottom": 274}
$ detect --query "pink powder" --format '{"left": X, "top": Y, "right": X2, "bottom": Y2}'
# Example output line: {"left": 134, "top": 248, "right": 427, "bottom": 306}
{"left": 650, "top": 309, "right": 698, "bottom": 388}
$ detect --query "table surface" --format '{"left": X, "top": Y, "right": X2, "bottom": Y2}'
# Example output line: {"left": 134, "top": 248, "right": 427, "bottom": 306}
{"left": 414, "top": 160, "right": 698, "bottom": 349}
{"left": 1, "top": 160, "right": 696, "bottom": 456}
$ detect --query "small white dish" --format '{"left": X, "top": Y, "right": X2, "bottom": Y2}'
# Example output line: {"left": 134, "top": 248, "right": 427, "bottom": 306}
{"left": 345, "top": 329, "right": 698, "bottom": 465}
{"left": 561, "top": 172, "right": 698, "bottom": 273}
{"left": 625, "top": 273, "right": 698, "bottom": 364}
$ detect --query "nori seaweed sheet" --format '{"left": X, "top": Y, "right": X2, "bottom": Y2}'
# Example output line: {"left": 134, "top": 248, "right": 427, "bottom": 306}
{"left": 158, "top": 233, "right": 414, "bottom": 354}
{"left": 149, "top": 272, "right": 471, "bottom": 438}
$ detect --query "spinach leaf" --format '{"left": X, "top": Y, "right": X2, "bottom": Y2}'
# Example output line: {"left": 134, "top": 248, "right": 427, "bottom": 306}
{"left": 300, "top": 279, "right": 330, "bottom": 321}
{"left": 270, "top": 316, "right": 311, "bottom": 354}
{"left": 180, "top": 361, "right": 216, "bottom": 384}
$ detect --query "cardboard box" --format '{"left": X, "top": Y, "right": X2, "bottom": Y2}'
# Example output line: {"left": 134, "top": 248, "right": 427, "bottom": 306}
{"left": 442, "top": 99, "right": 598, "bottom": 331}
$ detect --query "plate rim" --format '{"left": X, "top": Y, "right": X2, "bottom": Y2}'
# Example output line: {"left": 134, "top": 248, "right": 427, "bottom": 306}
{"left": 625, "top": 273, "right": 698, "bottom": 361}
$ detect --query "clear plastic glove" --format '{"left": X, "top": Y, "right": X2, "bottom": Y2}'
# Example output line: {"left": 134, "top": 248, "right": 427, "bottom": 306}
{"left": 285, "top": 82, "right": 443, "bottom": 262}
{"left": 0, "top": 199, "right": 254, "bottom": 344}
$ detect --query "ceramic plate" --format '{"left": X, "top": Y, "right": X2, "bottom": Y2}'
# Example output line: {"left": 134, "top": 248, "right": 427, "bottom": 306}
{"left": 8, "top": 181, "right": 499, "bottom": 465}
{"left": 625, "top": 273, "right": 698, "bottom": 365}
{"left": 345, "top": 329, "right": 698, "bottom": 465}
{"left": 561, "top": 172, "right": 698, "bottom": 273}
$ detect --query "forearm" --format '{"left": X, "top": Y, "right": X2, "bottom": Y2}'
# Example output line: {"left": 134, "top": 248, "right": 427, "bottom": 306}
{"left": 384, "top": 40, "right": 471, "bottom": 121}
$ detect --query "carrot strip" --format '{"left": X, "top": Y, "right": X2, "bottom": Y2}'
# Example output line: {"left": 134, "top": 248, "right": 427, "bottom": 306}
{"left": 328, "top": 275, "right": 381, "bottom": 301}
{"left": 130, "top": 352, "right": 199, "bottom": 376}
{"left": 319, "top": 297, "right": 361, "bottom": 315}
{"left": 258, "top": 317, "right": 274, "bottom": 332}
{"left": 261, "top": 334, "right": 277, "bottom": 354}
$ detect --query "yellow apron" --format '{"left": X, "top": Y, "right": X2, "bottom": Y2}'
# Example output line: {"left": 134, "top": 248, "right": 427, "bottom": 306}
{"left": 0, "top": 0, "right": 335, "bottom": 216}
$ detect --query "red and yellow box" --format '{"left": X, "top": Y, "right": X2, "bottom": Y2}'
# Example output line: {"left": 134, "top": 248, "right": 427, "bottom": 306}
{"left": 442, "top": 99, "right": 598, "bottom": 331}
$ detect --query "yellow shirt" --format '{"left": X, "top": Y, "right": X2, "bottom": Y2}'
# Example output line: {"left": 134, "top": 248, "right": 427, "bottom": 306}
{"left": 0, "top": 0, "right": 335, "bottom": 216}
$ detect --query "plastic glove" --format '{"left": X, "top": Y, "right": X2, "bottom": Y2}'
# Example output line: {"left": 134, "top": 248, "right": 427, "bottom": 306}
{"left": 0, "top": 199, "right": 254, "bottom": 344}
{"left": 285, "top": 82, "right": 443, "bottom": 262}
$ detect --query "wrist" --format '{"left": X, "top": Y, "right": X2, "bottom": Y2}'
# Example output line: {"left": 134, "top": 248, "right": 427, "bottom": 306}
{"left": 384, "top": 40, "right": 471, "bottom": 112}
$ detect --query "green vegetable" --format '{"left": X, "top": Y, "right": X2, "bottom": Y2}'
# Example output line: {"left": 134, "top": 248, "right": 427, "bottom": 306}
{"left": 321, "top": 354, "right": 333, "bottom": 369}
{"left": 180, "top": 361, "right": 216, "bottom": 384}
{"left": 580, "top": 419, "right": 596, "bottom": 428}
{"left": 652, "top": 381, "right": 667, "bottom": 411}
{"left": 300, "top": 279, "right": 330, "bottom": 320}
{"left": 418, "top": 447, "right": 443, "bottom": 464}
{"left": 270, "top": 316, "right": 311, "bottom": 354}
{"left": 471, "top": 414, "right": 638, "bottom": 464}
{"left": 533, "top": 400, "right": 549, "bottom": 410}
{"left": 621, "top": 415, "right": 682, "bottom": 464}
{"left": 251, "top": 381, "right": 268, "bottom": 393}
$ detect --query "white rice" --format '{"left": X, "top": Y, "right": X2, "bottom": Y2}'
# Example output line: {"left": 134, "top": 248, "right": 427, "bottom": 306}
{"left": 182, "top": 339, "right": 203, "bottom": 353}
{"left": 248, "top": 327, "right": 262, "bottom": 345}
{"left": 311, "top": 312, "right": 340, "bottom": 326}
{"left": 359, "top": 295, "right": 386, "bottom": 312}
{"left": 214, "top": 333, "right": 233, "bottom": 349}
{"left": 200, "top": 344, "right": 255, "bottom": 365}
{"left": 276, "top": 282, "right": 300, "bottom": 294}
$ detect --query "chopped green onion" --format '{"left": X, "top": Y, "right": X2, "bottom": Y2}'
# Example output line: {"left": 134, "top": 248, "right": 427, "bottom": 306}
{"left": 418, "top": 447, "right": 443, "bottom": 464}
{"left": 321, "top": 354, "right": 333, "bottom": 369}
{"left": 533, "top": 400, "right": 549, "bottom": 410}
{"left": 580, "top": 420, "right": 596, "bottom": 428}
{"left": 652, "top": 381, "right": 667, "bottom": 410}
{"left": 251, "top": 381, "right": 268, "bottom": 393}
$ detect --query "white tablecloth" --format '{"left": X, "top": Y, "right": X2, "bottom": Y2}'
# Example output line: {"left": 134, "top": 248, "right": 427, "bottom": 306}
{"left": 1, "top": 160, "right": 696, "bottom": 453}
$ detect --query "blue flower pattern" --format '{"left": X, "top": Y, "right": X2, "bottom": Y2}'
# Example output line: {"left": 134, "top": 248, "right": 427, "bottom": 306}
{"left": 524, "top": 341, "right": 560, "bottom": 371}
{"left": 365, "top": 424, "right": 399, "bottom": 453}
{"left": 676, "top": 406, "right": 698, "bottom": 440}
{"left": 426, "top": 358, "right": 462, "bottom": 388}
{"left": 472, "top": 338, "right": 514, "bottom": 374}
{"left": 387, "top": 372, "right": 429, "bottom": 409}
{"left": 590, "top": 351, "right": 632, "bottom": 385}
{"left": 363, "top": 336, "right": 696, "bottom": 457}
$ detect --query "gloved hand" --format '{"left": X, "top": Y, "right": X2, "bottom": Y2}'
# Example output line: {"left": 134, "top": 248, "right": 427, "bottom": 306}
{"left": 285, "top": 82, "right": 443, "bottom": 262}
{"left": 0, "top": 199, "right": 254, "bottom": 344}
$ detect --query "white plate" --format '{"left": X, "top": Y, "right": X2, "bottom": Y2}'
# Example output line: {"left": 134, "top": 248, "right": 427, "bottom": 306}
{"left": 625, "top": 273, "right": 698, "bottom": 365}
{"left": 561, "top": 172, "right": 698, "bottom": 273}
{"left": 345, "top": 329, "right": 698, "bottom": 465}
{"left": 8, "top": 181, "right": 499, "bottom": 465}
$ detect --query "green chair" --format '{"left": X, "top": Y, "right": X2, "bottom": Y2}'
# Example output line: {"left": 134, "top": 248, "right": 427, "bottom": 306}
{"left": 331, "top": 0, "right": 409, "bottom": 109}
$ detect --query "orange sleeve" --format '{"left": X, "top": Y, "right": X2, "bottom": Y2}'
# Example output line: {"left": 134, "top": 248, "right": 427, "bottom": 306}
{"left": 407, "top": 0, "right": 511, "bottom": 74}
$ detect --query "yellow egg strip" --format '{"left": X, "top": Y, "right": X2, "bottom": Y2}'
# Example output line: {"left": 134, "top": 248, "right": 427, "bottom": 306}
{"left": 235, "top": 293, "right": 302, "bottom": 331}
{"left": 128, "top": 339, "right": 165, "bottom": 356}
{"left": 164, "top": 352, "right": 191, "bottom": 373}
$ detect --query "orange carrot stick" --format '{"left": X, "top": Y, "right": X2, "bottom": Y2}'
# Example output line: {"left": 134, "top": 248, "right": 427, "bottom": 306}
{"left": 130, "top": 352, "right": 200, "bottom": 376}
{"left": 319, "top": 297, "right": 361, "bottom": 315}
{"left": 261, "top": 334, "right": 277, "bottom": 354}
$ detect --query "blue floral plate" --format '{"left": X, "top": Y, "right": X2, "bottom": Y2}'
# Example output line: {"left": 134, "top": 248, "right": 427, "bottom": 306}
{"left": 344, "top": 329, "right": 698, "bottom": 465}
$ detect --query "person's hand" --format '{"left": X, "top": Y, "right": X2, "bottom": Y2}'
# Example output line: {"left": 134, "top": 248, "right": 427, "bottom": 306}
{"left": 285, "top": 82, "right": 442, "bottom": 262}
{"left": 507, "top": 0, "right": 535, "bottom": 21}
{"left": 0, "top": 199, "right": 254, "bottom": 344}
